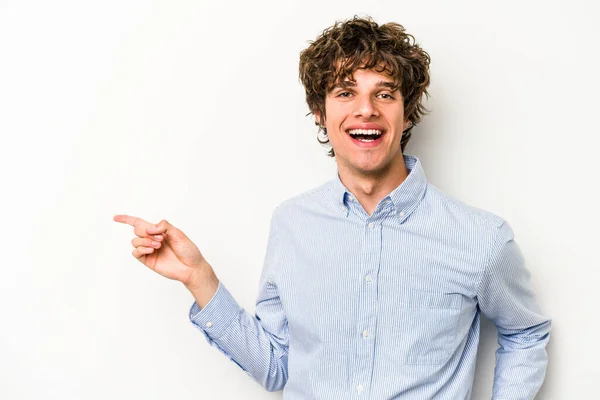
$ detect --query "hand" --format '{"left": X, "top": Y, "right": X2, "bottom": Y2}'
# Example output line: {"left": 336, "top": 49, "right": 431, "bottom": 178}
{"left": 113, "top": 215, "right": 212, "bottom": 288}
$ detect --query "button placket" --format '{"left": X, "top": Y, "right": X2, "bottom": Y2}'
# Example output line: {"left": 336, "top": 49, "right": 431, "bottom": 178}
{"left": 351, "top": 219, "right": 381, "bottom": 398}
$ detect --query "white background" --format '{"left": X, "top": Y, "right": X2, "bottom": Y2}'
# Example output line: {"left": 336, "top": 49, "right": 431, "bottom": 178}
{"left": 1, "top": 0, "right": 598, "bottom": 398}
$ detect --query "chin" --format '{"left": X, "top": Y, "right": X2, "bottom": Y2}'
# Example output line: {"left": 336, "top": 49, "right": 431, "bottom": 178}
{"left": 351, "top": 161, "right": 387, "bottom": 175}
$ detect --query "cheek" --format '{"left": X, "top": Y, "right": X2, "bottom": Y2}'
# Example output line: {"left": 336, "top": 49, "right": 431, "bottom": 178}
{"left": 324, "top": 103, "right": 349, "bottom": 126}
{"left": 381, "top": 110, "right": 406, "bottom": 132}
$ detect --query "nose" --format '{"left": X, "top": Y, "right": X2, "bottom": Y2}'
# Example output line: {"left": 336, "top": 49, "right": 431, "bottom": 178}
{"left": 353, "top": 95, "right": 379, "bottom": 119}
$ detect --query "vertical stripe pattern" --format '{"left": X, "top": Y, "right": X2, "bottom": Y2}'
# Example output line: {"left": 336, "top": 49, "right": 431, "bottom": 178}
{"left": 189, "top": 154, "right": 551, "bottom": 399}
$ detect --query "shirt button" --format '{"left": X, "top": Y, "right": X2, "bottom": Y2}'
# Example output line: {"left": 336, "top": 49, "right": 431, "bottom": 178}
{"left": 362, "top": 330, "right": 369, "bottom": 338}
{"left": 365, "top": 275, "right": 372, "bottom": 282}
{"left": 357, "top": 384, "right": 363, "bottom": 392}
{"left": 368, "top": 222, "right": 375, "bottom": 229}
{"left": 205, "top": 322, "right": 213, "bottom": 328}
{"left": 398, "top": 211, "right": 405, "bottom": 217}
{"left": 341, "top": 206, "right": 347, "bottom": 213}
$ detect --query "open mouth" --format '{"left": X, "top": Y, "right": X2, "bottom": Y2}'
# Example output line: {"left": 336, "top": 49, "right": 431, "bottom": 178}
{"left": 347, "top": 129, "right": 385, "bottom": 144}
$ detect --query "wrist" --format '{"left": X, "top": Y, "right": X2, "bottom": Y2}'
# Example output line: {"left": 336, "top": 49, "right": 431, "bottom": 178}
{"left": 184, "top": 265, "right": 220, "bottom": 309}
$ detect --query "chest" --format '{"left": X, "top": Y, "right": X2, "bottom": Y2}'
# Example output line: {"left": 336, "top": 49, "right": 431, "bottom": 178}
{"left": 276, "top": 219, "right": 484, "bottom": 364}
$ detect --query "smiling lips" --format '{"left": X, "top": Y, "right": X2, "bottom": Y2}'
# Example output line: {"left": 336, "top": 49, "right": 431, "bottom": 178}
{"left": 348, "top": 128, "right": 383, "bottom": 141}
{"left": 346, "top": 127, "right": 386, "bottom": 147}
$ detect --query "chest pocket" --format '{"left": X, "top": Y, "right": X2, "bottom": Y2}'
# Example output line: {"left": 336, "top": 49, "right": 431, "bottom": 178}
{"left": 381, "top": 289, "right": 462, "bottom": 365}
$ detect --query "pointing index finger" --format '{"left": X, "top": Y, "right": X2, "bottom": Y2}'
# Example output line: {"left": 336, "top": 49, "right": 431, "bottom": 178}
{"left": 113, "top": 214, "right": 146, "bottom": 227}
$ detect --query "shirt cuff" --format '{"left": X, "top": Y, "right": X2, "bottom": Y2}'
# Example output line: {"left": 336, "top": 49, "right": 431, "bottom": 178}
{"left": 188, "top": 281, "right": 242, "bottom": 340}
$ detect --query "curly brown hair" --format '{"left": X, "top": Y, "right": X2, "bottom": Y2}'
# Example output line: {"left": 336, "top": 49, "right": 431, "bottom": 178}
{"left": 299, "top": 16, "right": 431, "bottom": 157}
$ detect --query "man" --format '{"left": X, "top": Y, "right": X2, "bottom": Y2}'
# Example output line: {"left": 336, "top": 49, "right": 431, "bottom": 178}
{"left": 114, "top": 16, "right": 550, "bottom": 399}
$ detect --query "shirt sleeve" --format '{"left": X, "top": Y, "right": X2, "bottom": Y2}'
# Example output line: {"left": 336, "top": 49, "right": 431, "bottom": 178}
{"left": 188, "top": 209, "right": 289, "bottom": 392}
{"left": 477, "top": 221, "right": 551, "bottom": 400}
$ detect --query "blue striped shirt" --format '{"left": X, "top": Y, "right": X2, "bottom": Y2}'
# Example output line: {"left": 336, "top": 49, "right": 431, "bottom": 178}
{"left": 189, "top": 154, "right": 551, "bottom": 399}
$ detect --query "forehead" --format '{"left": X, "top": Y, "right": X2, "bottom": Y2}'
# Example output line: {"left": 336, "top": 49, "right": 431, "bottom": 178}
{"left": 330, "top": 68, "right": 399, "bottom": 90}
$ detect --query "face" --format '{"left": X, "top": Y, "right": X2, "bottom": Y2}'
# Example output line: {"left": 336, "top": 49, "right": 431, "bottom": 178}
{"left": 316, "top": 68, "right": 410, "bottom": 177}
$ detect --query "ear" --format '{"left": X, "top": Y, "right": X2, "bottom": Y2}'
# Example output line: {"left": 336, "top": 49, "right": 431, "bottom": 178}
{"left": 314, "top": 111, "right": 324, "bottom": 126}
{"left": 403, "top": 119, "right": 412, "bottom": 132}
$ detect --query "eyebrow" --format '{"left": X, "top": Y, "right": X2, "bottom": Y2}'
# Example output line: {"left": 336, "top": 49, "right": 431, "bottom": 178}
{"left": 332, "top": 80, "right": 399, "bottom": 90}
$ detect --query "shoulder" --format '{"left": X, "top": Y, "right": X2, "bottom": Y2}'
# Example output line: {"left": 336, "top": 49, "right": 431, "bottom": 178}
{"left": 423, "top": 184, "right": 517, "bottom": 279}
{"left": 271, "top": 180, "right": 334, "bottom": 220}
{"left": 424, "top": 183, "right": 508, "bottom": 234}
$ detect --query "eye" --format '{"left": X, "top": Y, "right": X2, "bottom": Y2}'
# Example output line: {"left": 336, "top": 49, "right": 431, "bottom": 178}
{"left": 378, "top": 93, "right": 395, "bottom": 99}
{"left": 337, "top": 91, "right": 352, "bottom": 98}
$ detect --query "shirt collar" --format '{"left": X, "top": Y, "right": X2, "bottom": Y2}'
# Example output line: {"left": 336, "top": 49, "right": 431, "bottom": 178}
{"left": 332, "top": 154, "right": 428, "bottom": 220}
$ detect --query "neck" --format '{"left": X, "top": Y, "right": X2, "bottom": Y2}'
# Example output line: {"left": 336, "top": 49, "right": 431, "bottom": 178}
{"left": 337, "top": 153, "right": 409, "bottom": 216}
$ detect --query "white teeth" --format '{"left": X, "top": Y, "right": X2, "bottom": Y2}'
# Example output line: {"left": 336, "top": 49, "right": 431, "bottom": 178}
{"left": 348, "top": 129, "right": 382, "bottom": 135}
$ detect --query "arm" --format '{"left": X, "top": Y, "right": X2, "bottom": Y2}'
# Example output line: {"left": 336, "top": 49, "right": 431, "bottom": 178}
{"left": 187, "top": 211, "right": 289, "bottom": 391}
{"left": 477, "top": 221, "right": 551, "bottom": 400}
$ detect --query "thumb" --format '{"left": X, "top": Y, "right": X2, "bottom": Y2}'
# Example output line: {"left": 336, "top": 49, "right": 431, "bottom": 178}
{"left": 147, "top": 219, "right": 205, "bottom": 269}
{"left": 147, "top": 219, "right": 190, "bottom": 244}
